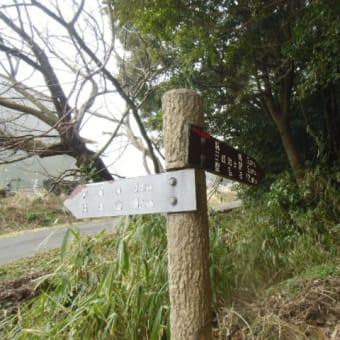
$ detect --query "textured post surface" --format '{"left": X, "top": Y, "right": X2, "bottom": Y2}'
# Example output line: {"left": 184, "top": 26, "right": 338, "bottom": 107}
{"left": 162, "top": 89, "right": 212, "bottom": 340}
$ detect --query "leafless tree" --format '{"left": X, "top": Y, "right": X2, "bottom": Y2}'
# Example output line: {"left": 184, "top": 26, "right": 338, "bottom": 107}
{"left": 0, "top": 0, "right": 164, "bottom": 181}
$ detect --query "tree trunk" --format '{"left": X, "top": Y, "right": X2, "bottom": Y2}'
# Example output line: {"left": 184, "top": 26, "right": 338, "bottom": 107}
{"left": 276, "top": 117, "right": 302, "bottom": 177}
{"left": 262, "top": 71, "right": 303, "bottom": 179}
{"left": 67, "top": 131, "right": 114, "bottom": 181}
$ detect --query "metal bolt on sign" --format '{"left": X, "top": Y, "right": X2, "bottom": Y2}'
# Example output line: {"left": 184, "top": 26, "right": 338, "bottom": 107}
{"left": 168, "top": 177, "right": 177, "bottom": 186}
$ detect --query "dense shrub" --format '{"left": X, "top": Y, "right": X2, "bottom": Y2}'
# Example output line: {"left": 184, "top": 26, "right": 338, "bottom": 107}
{"left": 210, "top": 167, "right": 340, "bottom": 302}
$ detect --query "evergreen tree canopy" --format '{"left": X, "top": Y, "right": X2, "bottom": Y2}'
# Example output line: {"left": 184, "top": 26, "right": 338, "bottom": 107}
{"left": 112, "top": 0, "right": 340, "bottom": 179}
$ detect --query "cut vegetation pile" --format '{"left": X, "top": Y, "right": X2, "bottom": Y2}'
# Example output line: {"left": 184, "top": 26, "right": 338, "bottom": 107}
{"left": 0, "top": 272, "right": 43, "bottom": 317}
{"left": 216, "top": 275, "right": 340, "bottom": 339}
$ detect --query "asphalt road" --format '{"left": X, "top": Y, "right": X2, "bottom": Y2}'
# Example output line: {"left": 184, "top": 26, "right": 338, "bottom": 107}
{"left": 0, "top": 201, "right": 242, "bottom": 266}
{"left": 0, "top": 218, "right": 120, "bottom": 266}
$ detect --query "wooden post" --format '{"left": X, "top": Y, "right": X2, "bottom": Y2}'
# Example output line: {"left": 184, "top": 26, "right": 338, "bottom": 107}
{"left": 162, "top": 89, "right": 212, "bottom": 339}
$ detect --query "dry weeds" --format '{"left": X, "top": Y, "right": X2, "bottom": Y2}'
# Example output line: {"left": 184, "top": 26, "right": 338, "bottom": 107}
{"left": 0, "top": 192, "right": 75, "bottom": 235}
{"left": 214, "top": 276, "right": 340, "bottom": 339}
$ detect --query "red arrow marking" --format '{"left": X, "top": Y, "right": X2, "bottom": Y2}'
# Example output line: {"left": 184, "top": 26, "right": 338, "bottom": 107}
{"left": 191, "top": 126, "right": 211, "bottom": 140}
{"left": 67, "top": 184, "right": 86, "bottom": 199}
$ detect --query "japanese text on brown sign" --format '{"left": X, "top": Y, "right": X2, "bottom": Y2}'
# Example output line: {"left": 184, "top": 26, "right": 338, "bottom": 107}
{"left": 188, "top": 125, "right": 265, "bottom": 185}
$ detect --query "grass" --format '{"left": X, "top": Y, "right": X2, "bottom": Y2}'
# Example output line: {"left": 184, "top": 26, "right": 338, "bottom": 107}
{"left": 0, "top": 248, "right": 61, "bottom": 282}
{"left": 0, "top": 215, "right": 170, "bottom": 339}
{"left": 270, "top": 261, "right": 340, "bottom": 297}
{"left": 0, "top": 193, "right": 75, "bottom": 235}
{"left": 206, "top": 182, "right": 238, "bottom": 207}
{"left": 1, "top": 209, "right": 338, "bottom": 339}
{"left": 0, "top": 168, "right": 339, "bottom": 338}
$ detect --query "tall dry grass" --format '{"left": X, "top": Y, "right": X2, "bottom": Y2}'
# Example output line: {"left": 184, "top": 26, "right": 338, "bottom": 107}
{"left": 0, "top": 193, "right": 74, "bottom": 235}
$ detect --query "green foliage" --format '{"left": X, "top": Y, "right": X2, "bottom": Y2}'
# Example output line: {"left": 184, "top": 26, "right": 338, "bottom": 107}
{"left": 289, "top": 0, "right": 340, "bottom": 95}
{"left": 210, "top": 167, "right": 340, "bottom": 302}
{"left": 267, "top": 173, "right": 303, "bottom": 209}
{"left": 113, "top": 0, "right": 340, "bottom": 175}
{"left": 1, "top": 215, "right": 170, "bottom": 339}
{"left": 26, "top": 211, "right": 56, "bottom": 226}
{"left": 0, "top": 193, "right": 73, "bottom": 235}
{"left": 271, "top": 262, "right": 340, "bottom": 298}
{"left": 80, "top": 160, "right": 103, "bottom": 183}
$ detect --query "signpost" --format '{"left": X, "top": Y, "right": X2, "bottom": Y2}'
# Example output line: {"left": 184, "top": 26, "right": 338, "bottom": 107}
{"left": 64, "top": 89, "right": 265, "bottom": 340}
{"left": 162, "top": 89, "right": 212, "bottom": 340}
{"left": 188, "top": 124, "right": 265, "bottom": 185}
{"left": 64, "top": 169, "right": 196, "bottom": 219}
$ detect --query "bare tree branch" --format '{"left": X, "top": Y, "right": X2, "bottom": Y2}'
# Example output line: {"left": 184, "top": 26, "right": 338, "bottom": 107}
{"left": 31, "top": 0, "right": 161, "bottom": 173}
{"left": 0, "top": 0, "right": 164, "bottom": 181}
{"left": 0, "top": 97, "right": 57, "bottom": 127}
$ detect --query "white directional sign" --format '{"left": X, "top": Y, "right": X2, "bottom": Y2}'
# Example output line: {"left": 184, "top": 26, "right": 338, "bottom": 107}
{"left": 64, "top": 169, "right": 197, "bottom": 219}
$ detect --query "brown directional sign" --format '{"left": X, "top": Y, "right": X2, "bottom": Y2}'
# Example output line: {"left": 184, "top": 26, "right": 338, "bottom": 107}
{"left": 188, "top": 125, "right": 265, "bottom": 185}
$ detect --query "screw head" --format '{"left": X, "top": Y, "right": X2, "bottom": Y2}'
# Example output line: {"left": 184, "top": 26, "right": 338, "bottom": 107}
{"left": 170, "top": 196, "right": 178, "bottom": 205}
{"left": 168, "top": 177, "right": 177, "bottom": 186}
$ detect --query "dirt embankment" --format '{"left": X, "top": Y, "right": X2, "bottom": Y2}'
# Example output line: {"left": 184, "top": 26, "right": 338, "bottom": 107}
{"left": 0, "top": 272, "right": 44, "bottom": 318}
